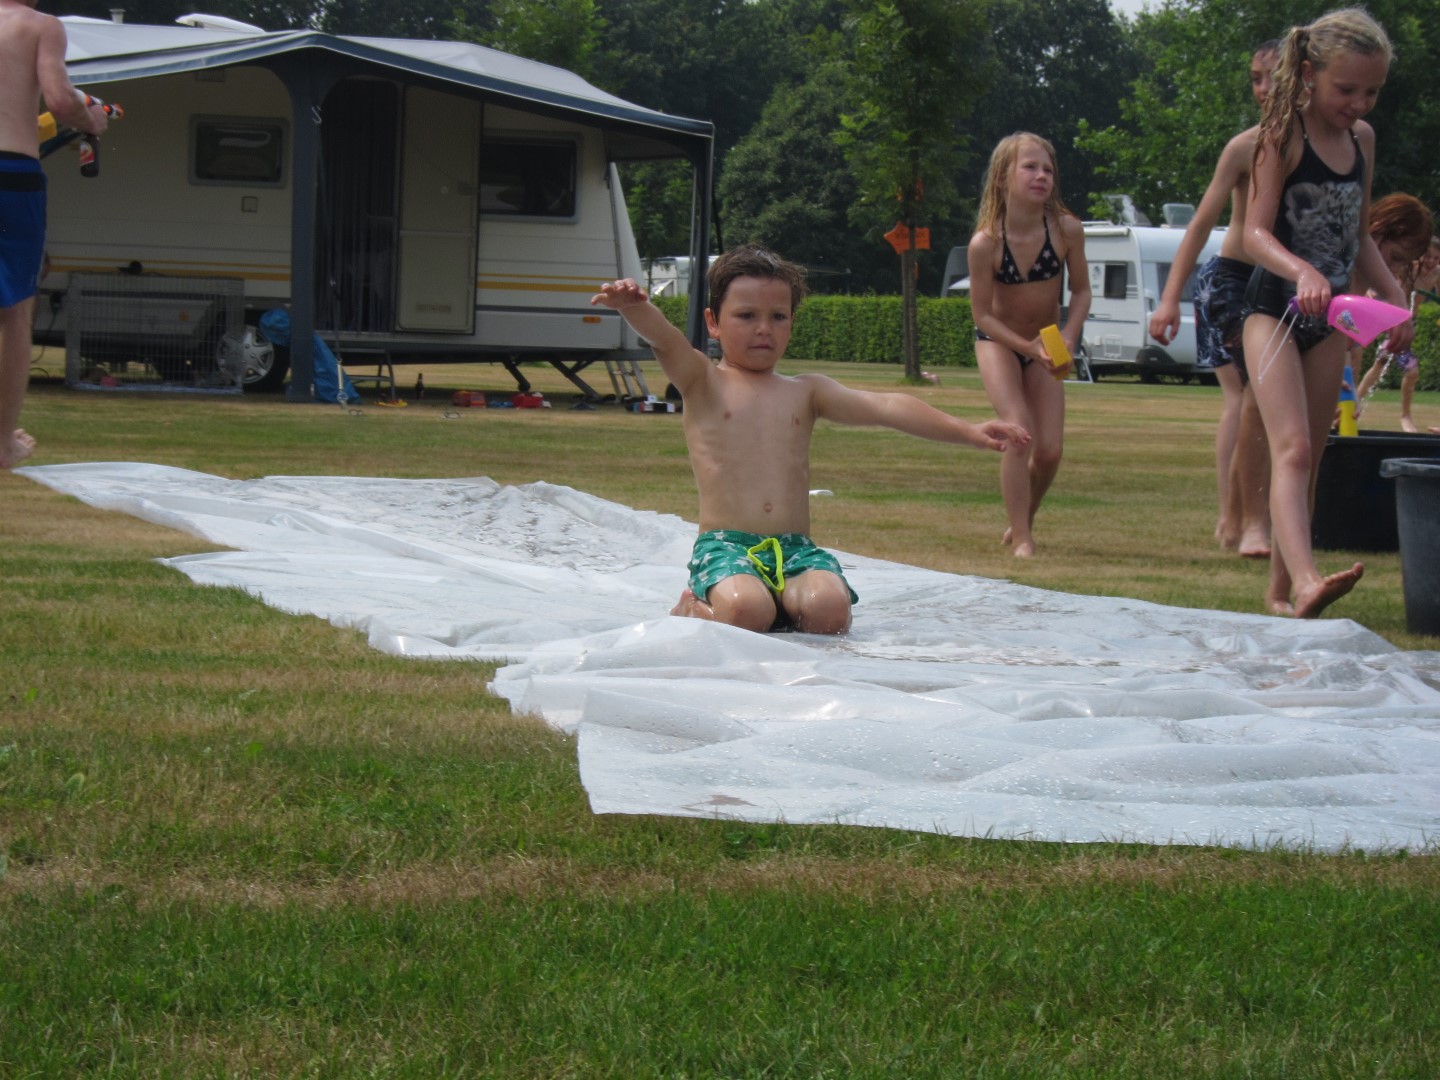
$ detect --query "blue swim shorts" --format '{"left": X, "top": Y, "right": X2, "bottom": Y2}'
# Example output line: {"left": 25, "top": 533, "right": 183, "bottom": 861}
{"left": 1193, "top": 255, "right": 1250, "bottom": 370}
{"left": 0, "top": 153, "right": 47, "bottom": 309}
{"left": 687, "top": 529, "right": 858, "bottom": 604}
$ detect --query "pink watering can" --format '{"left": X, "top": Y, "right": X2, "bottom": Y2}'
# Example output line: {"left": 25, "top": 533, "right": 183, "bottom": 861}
{"left": 1256, "top": 293, "right": 1412, "bottom": 384}
{"left": 1311, "top": 294, "right": 1412, "bottom": 346}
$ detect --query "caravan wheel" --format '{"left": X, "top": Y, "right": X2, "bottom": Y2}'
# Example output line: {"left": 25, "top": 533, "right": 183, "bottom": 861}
{"left": 238, "top": 324, "right": 289, "bottom": 393}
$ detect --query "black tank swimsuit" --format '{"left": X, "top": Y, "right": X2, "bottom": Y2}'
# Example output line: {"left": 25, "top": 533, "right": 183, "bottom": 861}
{"left": 1243, "top": 115, "right": 1365, "bottom": 359}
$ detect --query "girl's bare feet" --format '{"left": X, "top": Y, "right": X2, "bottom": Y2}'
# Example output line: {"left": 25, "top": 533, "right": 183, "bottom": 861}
{"left": 1293, "top": 563, "right": 1364, "bottom": 619}
{"left": 1236, "top": 524, "right": 1271, "bottom": 559}
{"left": 1, "top": 429, "right": 36, "bottom": 469}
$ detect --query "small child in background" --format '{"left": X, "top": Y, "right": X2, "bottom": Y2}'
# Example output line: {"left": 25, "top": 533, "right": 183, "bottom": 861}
{"left": 967, "top": 132, "right": 1091, "bottom": 558}
{"left": 591, "top": 245, "right": 1029, "bottom": 636}
{"left": 1354, "top": 229, "right": 1439, "bottom": 431}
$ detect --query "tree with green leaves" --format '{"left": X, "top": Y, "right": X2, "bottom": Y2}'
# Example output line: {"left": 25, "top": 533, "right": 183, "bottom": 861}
{"left": 1074, "top": 0, "right": 1280, "bottom": 223}
{"left": 1077, "top": 0, "right": 1440, "bottom": 224}
{"left": 451, "top": 0, "right": 600, "bottom": 78}
{"left": 836, "top": 0, "right": 991, "bottom": 379}
{"left": 719, "top": 63, "right": 894, "bottom": 294}
{"left": 973, "top": 0, "right": 1135, "bottom": 220}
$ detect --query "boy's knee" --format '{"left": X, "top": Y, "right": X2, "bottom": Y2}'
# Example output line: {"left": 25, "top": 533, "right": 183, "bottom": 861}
{"left": 707, "top": 576, "right": 779, "bottom": 634}
{"left": 786, "top": 572, "right": 853, "bottom": 635}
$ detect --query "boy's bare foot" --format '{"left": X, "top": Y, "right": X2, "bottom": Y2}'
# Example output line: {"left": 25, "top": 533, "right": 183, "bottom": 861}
{"left": 1400, "top": 416, "right": 1418, "bottom": 434}
{"left": 1001, "top": 527, "right": 1012, "bottom": 546}
{"left": 1293, "top": 563, "right": 1364, "bottom": 619}
{"left": 1011, "top": 540, "right": 1036, "bottom": 558}
{"left": 670, "top": 588, "right": 703, "bottom": 618}
{"left": 1217, "top": 521, "right": 1239, "bottom": 550}
{"left": 1236, "top": 524, "right": 1271, "bottom": 559}
{"left": 1, "top": 429, "right": 36, "bottom": 469}
{"left": 1430, "top": 426, "right": 1440, "bottom": 435}
{"left": 1265, "top": 597, "right": 1295, "bottom": 617}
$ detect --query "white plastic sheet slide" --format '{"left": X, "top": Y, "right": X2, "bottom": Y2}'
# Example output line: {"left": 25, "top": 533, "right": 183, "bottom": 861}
{"left": 20, "top": 462, "right": 1440, "bottom": 852}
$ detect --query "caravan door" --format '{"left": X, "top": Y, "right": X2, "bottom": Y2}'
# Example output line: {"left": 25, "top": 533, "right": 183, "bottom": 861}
{"left": 396, "top": 87, "right": 479, "bottom": 333}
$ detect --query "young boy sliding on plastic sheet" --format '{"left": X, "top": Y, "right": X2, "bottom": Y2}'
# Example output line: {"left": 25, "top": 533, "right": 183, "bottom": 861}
{"left": 0, "top": 0, "right": 108, "bottom": 468}
{"left": 591, "top": 244, "right": 1029, "bottom": 636}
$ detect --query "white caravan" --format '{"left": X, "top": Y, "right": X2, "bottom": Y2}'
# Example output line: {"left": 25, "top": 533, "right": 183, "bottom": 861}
{"left": 1079, "top": 224, "right": 1225, "bottom": 381}
{"left": 39, "top": 17, "right": 714, "bottom": 396}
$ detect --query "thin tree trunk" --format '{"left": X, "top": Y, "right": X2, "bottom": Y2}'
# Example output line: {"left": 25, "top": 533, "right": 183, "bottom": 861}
{"left": 900, "top": 244, "right": 920, "bottom": 380}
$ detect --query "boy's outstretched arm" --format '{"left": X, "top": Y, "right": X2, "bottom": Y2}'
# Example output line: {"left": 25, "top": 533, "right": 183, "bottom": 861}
{"left": 590, "top": 279, "right": 710, "bottom": 394}
{"left": 808, "top": 375, "right": 1030, "bottom": 452}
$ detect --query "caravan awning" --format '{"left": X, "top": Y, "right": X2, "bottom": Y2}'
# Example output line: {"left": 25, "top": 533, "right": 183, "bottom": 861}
{"left": 61, "top": 19, "right": 712, "bottom": 161}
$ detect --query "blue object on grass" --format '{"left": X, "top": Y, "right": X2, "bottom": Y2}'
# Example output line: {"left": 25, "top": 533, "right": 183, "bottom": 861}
{"left": 258, "top": 309, "right": 360, "bottom": 404}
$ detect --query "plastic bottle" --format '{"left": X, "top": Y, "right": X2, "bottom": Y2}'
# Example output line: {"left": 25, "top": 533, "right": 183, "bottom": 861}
{"left": 77, "top": 134, "right": 99, "bottom": 178}
{"left": 1337, "top": 364, "right": 1358, "bottom": 437}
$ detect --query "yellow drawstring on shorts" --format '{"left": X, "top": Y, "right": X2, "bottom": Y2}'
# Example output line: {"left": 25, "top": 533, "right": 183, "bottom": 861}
{"left": 745, "top": 536, "right": 786, "bottom": 592}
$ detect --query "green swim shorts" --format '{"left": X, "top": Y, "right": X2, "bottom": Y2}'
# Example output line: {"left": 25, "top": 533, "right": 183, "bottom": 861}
{"left": 687, "top": 529, "right": 858, "bottom": 604}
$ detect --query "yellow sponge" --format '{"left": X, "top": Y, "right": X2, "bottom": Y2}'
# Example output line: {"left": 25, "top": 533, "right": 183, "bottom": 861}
{"left": 37, "top": 112, "right": 57, "bottom": 141}
{"left": 1040, "top": 325, "right": 1071, "bottom": 379}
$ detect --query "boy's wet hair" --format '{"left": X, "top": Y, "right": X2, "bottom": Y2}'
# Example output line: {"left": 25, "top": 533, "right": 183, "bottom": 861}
{"left": 707, "top": 245, "right": 808, "bottom": 317}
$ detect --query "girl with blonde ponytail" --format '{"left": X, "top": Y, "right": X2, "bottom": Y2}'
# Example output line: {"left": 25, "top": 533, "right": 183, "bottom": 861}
{"left": 1240, "top": 7, "right": 1411, "bottom": 618}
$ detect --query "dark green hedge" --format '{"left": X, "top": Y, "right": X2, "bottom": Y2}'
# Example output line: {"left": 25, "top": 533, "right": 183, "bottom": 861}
{"left": 656, "top": 296, "right": 1440, "bottom": 381}
{"left": 654, "top": 295, "right": 977, "bottom": 367}
{"left": 1413, "top": 302, "right": 1439, "bottom": 392}
{"left": 1353, "top": 302, "right": 1440, "bottom": 392}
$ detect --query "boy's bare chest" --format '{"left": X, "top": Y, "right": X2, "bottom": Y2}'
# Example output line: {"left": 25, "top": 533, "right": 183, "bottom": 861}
{"left": 695, "top": 377, "right": 813, "bottom": 453}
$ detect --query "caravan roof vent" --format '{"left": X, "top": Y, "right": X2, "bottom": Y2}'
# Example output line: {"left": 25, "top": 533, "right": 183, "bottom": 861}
{"left": 175, "top": 13, "right": 266, "bottom": 33}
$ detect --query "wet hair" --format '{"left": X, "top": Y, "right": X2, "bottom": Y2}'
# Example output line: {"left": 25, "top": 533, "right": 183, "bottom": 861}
{"left": 1253, "top": 38, "right": 1282, "bottom": 58}
{"left": 1256, "top": 9, "right": 1392, "bottom": 172}
{"left": 706, "top": 244, "right": 808, "bottom": 317}
{"left": 1369, "top": 193, "right": 1433, "bottom": 260}
{"left": 1368, "top": 194, "right": 1434, "bottom": 290}
{"left": 973, "top": 132, "right": 1073, "bottom": 241}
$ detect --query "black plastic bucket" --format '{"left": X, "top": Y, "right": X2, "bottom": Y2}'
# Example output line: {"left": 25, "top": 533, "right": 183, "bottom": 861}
{"left": 1313, "top": 430, "right": 1440, "bottom": 551}
{"left": 1380, "top": 457, "right": 1440, "bottom": 636}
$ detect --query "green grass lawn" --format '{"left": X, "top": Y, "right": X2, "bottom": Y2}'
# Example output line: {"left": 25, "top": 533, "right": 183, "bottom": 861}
{"left": 3, "top": 361, "right": 1438, "bottom": 1077}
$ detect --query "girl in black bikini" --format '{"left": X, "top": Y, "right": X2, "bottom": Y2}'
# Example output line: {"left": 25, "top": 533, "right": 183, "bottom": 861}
{"left": 1241, "top": 8, "right": 1411, "bottom": 619}
{"left": 968, "top": 133, "right": 1090, "bottom": 557}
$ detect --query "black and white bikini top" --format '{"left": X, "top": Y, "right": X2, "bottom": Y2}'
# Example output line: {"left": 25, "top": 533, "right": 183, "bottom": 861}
{"left": 1274, "top": 114, "right": 1365, "bottom": 288}
{"left": 996, "top": 215, "right": 1062, "bottom": 285}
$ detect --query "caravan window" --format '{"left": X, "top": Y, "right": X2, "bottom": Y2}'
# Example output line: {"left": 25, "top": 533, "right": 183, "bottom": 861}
{"left": 1100, "top": 262, "right": 1129, "bottom": 300}
{"left": 480, "top": 138, "right": 577, "bottom": 219}
{"left": 1155, "top": 262, "right": 1201, "bottom": 302}
{"left": 190, "top": 117, "right": 286, "bottom": 186}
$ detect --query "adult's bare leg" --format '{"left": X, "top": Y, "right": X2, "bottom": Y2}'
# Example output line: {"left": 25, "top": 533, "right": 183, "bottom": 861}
{"left": 1, "top": 300, "right": 38, "bottom": 469}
